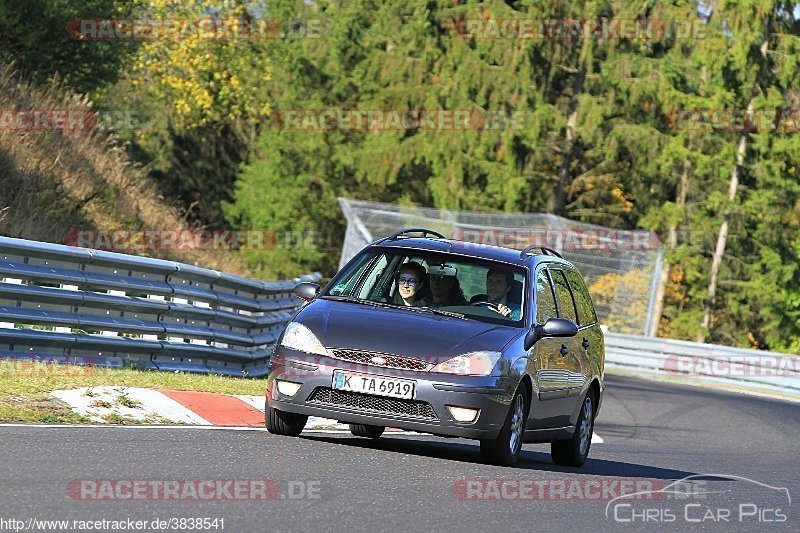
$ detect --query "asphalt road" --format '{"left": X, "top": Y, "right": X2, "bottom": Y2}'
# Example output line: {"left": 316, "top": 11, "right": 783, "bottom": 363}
{"left": 1, "top": 374, "right": 798, "bottom": 532}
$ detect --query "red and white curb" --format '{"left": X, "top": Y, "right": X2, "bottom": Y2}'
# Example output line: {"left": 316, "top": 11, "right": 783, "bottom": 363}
{"left": 51, "top": 387, "right": 209, "bottom": 425}
{"left": 49, "top": 386, "right": 603, "bottom": 441}
{"left": 49, "top": 386, "right": 403, "bottom": 432}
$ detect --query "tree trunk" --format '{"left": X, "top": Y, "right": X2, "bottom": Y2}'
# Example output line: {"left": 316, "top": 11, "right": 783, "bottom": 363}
{"left": 700, "top": 30, "right": 771, "bottom": 339}
{"left": 649, "top": 159, "right": 689, "bottom": 336}
{"left": 555, "top": 68, "right": 585, "bottom": 216}
{"left": 700, "top": 99, "right": 754, "bottom": 338}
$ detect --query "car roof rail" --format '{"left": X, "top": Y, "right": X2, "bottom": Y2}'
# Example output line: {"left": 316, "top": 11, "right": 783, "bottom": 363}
{"left": 519, "top": 245, "right": 563, "bottom": 259}
{"left": 385, "top": 228, "right": 447, "bottom": 241}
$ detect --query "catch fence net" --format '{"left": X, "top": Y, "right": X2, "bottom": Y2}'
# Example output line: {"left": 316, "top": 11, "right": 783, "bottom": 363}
{"left": 338, "top": 198, "right": 663, "bottom": 335}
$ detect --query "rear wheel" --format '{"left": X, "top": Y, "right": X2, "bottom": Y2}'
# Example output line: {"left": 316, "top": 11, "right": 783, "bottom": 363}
{"left": 265, "top": 405, "right": 307, "bottom": 436}
{"left": 349, "top": 424, "right": 384, "bottom": 439}
{"left": 480, "top": 388, "right": 528, "bottom": 466}
{"left": 551, "top": 391, "right": 594, "bottom": 467}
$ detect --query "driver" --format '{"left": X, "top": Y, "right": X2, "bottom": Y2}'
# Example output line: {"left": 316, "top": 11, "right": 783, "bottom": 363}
{"left": 486, "top": 268, "right": 521, "bottom": 320}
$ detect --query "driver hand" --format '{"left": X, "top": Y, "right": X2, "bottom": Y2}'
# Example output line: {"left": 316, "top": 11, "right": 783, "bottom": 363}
{"left": 496, "top": 303, "right": 512, "bottom": 317}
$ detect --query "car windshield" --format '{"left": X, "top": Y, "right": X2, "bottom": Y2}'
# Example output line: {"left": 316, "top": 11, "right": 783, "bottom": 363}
{"left": 322, "top": 248, "right": 526, "bottom": 326}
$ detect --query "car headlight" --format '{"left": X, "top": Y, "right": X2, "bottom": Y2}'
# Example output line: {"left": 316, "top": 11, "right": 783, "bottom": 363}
{"left": 280, "top": 322, "right": 330, "bottom": 356}
{"left": 430, "top": 351, "right": 501, "bottom": 376}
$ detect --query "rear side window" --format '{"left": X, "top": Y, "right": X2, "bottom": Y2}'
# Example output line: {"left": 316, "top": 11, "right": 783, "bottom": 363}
{"left": 550, "top": 269, "right": 578, "bottom": 324}
{"left": 564, "top": 268, "right": 597, "bottom": 326}
{"left": 535, "top": 270, "right": 558, "bottom": 323}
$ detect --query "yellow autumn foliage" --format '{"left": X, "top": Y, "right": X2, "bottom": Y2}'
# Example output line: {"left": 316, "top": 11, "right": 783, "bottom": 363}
{"left": 588, "top": 268, "right": 650, "bottom": 333}
{"left": 129, "top": 0, "right": 271, "bottom": 132}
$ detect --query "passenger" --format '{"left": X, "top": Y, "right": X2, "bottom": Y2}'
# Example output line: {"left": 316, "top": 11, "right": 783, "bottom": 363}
{"left": 486, "top": 268, "right": 521, "bottom": 320}
{"left": 428, "top": 268, "right": 468, "bottom": 308}
{"left": 392, "top": 262, "right": 429, "bottom": 307}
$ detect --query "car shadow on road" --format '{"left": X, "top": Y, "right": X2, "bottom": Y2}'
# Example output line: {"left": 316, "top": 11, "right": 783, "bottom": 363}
{"left": 299, "top": 434, "right": 726, "bottom": 480}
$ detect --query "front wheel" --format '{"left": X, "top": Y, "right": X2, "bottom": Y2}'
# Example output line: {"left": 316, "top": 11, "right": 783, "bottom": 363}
{"left": 551, "top": 391, "right": 594, "bottom": 467}
{"left": 349, "top": 424, "right": 384, "bottom": 439}
{"left": 479, "top": 388, "right": 528, "bottom": 466}
{"left": 266, "top": 405, "right": 307, "bottom": 436}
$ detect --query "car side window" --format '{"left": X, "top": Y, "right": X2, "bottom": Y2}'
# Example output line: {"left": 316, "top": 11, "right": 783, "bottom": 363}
{"left": 329, "top": 253, "right": 375, "bottom": 296}
{"left": 535, "top": 270, "right": 558, "bottom": 324}
{"left": 358, "top": 254, "right": 389, "bottom": 299}
{"left": 550, "top": 269, "right": 578, "bottom": 324}
{"left": 564, "top": 268, "right": 597, "bottom": 326}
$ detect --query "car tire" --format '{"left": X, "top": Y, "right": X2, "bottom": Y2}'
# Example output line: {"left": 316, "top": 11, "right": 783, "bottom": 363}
{"left": 265, "top": 405, "right": 307, "bottom": 436}
{"left": 348, "top": 423, "right": 384, "bottom": 439}
{"left": 551, "top": 391, "right": 595, "bottom": 467}
{"left": 479, "top": 387, "right": 528, "bottom": 466}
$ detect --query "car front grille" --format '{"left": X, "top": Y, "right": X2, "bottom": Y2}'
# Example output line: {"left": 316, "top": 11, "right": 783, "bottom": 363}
{"left": 308, "top": 387, "right": 438, "bottom": 421}
{"left": 329, "top": 348, "right": 431, "bottom": 371}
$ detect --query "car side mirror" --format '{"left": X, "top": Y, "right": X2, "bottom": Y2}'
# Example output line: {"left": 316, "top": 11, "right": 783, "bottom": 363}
{"left": 523, "top": 317, "right": 579, "bottom": 350}
{"left": 293, "top": 282, "right": 319, "bottom": 301}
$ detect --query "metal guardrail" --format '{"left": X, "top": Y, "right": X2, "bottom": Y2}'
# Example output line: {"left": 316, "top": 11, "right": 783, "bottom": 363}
{"left": 2, "top": 235, "right": 797, "bottom": 397}
{"left": 0, "top": 236, "right": 319, "bottom": 377}
{"left": 605, "top": 332, "right": 800, "bottom": 399}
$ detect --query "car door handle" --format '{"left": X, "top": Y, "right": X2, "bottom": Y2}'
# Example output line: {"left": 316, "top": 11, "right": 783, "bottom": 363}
{"left": 582, "top": 338, "right": 590, "bottom": 350}
{"left": 559, "top": 345, "right": 569, "bottom": 356}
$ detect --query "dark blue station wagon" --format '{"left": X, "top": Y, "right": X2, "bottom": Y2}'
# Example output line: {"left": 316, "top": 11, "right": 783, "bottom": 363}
{"left": 266, "top": 229, "right": 604, "bottom": 466}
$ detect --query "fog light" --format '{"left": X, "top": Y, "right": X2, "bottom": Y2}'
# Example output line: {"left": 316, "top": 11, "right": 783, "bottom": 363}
{"left": 276, "top": 380, "right": 302, "bottom": 397}
{"left": 447, "top": 406, "right": 479, "bottom": 423}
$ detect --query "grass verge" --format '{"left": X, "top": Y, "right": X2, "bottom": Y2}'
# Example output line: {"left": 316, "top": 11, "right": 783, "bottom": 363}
{"left": 0, "top": 362, "right": 266, "bottom": 424}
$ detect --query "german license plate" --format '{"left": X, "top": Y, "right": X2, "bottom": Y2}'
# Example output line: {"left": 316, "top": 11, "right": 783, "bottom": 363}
{"left": 332, "top": 370, "right": 415, "bottom": 400}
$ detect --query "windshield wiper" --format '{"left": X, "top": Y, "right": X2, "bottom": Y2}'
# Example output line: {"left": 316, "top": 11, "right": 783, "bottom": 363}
{"left": 321, "top": 295, "right": 396, "bottom": 309}
{"left": 323, "top": 296, "right": 466, "bottom": 319}
{"left": 414, "top": 306, "right": 467, "bottom": 320}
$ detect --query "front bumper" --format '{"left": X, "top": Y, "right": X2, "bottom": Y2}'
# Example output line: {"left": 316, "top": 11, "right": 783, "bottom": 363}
{"left": 265, "top": 349, "right": 516, "bottom": 440}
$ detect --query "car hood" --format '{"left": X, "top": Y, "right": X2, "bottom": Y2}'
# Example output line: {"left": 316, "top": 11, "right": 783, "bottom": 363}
{"left": 293, "top": 298, "right": 520, "bottom": 363}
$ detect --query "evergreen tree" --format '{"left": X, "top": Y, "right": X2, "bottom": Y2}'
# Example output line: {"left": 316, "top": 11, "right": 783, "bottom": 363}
{"left": 225, "top": 0, "right": 800, "bottom": 351}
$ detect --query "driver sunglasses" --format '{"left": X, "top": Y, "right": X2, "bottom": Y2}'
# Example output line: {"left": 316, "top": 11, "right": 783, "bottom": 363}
{"left": 397, "top": 277, "right": 418, "bottom": 286}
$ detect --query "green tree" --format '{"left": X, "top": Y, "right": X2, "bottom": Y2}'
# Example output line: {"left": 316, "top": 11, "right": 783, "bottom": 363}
{"left": 0, "top": 0, "right": 139, "bottom": 94}
{"left": 226, "top": 0, "right": 800, "bottom": 352}
{"left": 693, "top": 1, "right": 800, "bottom": 347}
{"left": 102, "top": 0, "right": 272, "bottom": 224}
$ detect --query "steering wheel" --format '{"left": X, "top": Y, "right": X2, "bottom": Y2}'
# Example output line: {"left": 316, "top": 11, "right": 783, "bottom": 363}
{"left": 471, "top": 300, "right": 501, "bottom": 312}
